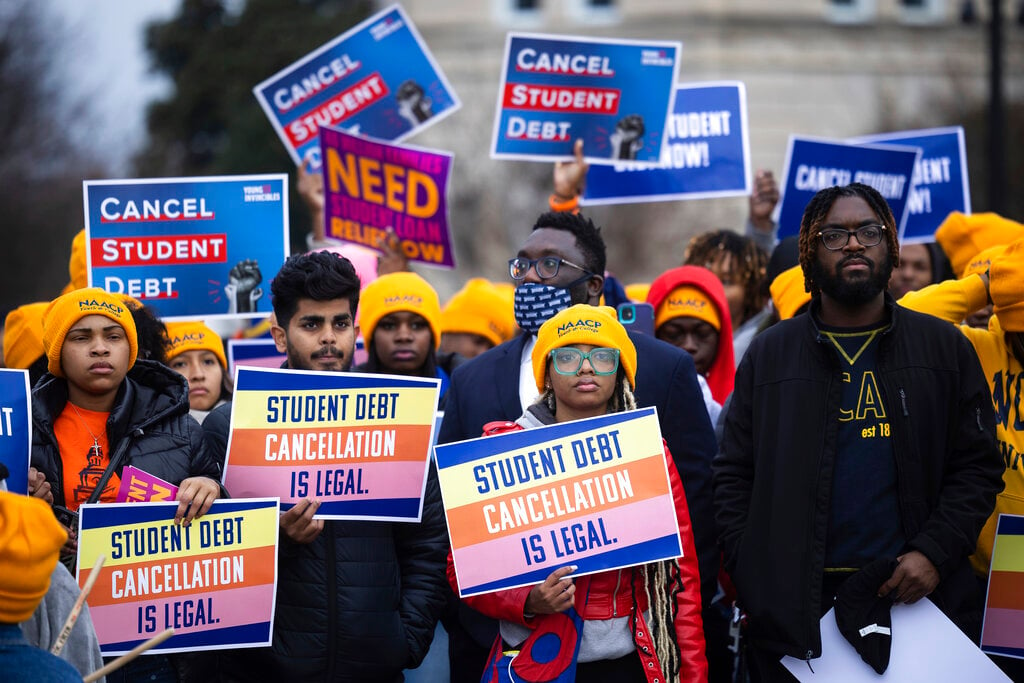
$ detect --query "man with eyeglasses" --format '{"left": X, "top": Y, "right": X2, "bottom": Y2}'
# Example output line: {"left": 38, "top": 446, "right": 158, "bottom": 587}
{"left": 439, "top": 210, "right": 719, "bottom": 683}
{"left": 714, "top": 183, "right": 1002, "bottom": 680}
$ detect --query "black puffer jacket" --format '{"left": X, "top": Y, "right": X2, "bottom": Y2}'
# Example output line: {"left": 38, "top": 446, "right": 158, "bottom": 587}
{"left": 714, "top": 296, "right": 1003, "bottom": 660}
{"left": 31, "top": 360, "right": 220, "bottom": 507}
{"left": 204, "top": 402, "right": 449, "bottom": 682}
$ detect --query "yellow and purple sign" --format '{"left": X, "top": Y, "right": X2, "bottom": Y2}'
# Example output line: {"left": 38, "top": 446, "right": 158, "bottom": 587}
{"left": 222, "top": 367, "right": 440, "bottom": 520}
{"left": 982, "top": 514, "right": 1024, "bottom": 660}
{"left": 436, "top": 407, "right": 683, "bottom": 597}
{"left": 77, "top": 498, "right": 279, "bottom": 655}
{"left": 115, "top": 466, "right": 179, "bottom": 503}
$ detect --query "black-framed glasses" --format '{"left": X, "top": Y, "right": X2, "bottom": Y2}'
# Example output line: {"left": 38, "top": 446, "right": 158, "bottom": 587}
{"left": 817, "top": 224, "right": 886, "bottom": 251}
{"left": 550, "top": 347, "right": 620, "bottom": 376}
{"left": 509, "top": 256, "right": 591, "bottom": 281}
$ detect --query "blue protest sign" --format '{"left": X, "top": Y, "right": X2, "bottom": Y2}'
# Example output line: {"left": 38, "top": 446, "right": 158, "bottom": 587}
{"left": 253, "top": 4, "right": 460, "bottom": 169}
{"left": 583, "top": 82, "right": 750, "bottom": 205}
{"left": 776, "top": 136, "right": 921, "bottom": 240}
{"left": 491, "top": 33, "right": 681, "bottom": 165}
{"left": 0, "top": 369, "right": 31, "bottom": 494}
{"left": 850, "top": 127, "right": 970, "bottom": 244}
{"left": 84, "top": 175, "right": 289, "bottom": 320}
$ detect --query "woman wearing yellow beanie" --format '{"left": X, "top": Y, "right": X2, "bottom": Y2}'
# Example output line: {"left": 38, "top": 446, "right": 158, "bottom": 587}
{"left": 355, "top": 272, "right": 462, "bottom": 404}
{"left": 448, "top": 304, "right": 708, "bottom": 683}
{"left": 164, "top": 321, "right": 232, "bottom": 423}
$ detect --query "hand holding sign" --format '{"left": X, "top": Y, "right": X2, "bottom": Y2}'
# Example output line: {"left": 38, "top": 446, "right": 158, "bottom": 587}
{"left": 525, "top": 565, "right": 578, "bottom": 615}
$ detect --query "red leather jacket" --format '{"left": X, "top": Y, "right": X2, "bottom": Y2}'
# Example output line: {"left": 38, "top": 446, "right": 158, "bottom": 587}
{"left": 446, "top": 420, "right": 708, "bottom": 683}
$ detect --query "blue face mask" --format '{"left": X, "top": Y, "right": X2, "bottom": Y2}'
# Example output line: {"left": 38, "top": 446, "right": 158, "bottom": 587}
{"left": 513, "top": 282, "right": 574, "bottom": 333}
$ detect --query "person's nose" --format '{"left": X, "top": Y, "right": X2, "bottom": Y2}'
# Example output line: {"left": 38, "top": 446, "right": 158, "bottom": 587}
{"left": 578, "top": 357, "right": 596, "bottom": 375}
{"left": 395, "top": 323, "right": 414, "bottom": 342}
{"left": 522, "top": 262, "right": 545, "bottom": 285}
{"left": 319, "top": 325, "right": 337, "bottom": 346}
{"left": 843, "top": 231, "right": 866, "bottom": 252}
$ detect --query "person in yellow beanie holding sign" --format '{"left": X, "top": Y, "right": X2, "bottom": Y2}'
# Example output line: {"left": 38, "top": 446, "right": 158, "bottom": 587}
{"left": 448, "top": 304, "right": 707, "bottom": 683}
{"left": 355, "top": 271, "right": 462, "bottom": 405}
{"left": 0, "top": 491, "right": 81, "bottom": 683}
{"left": 31, "top": 288, "right": 222, "bottom": 534}
{"left": 439, "top": 278, "right": 516, "bottom": 360}
{"left": 164, "top": 320, "right": 232, "bottom": 423}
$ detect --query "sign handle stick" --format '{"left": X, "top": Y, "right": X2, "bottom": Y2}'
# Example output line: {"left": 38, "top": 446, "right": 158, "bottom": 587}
{"left": 51, "top": 554, "right": 106, "bottom": 655}
{"left": 83, "top": 628, "right": 175, "bottom": 683}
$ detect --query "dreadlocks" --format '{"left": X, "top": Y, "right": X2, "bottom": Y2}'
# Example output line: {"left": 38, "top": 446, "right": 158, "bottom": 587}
{"left": 797, "top": 183, "right": 900, "bottom": 299}
{"left": 683, "top": 230, "right": 768, "bottom": 326}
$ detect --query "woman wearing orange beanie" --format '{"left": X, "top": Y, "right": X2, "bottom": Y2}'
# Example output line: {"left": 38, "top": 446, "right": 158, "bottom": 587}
{"left": 164, "top": 321, "right": 232, "bottom": 423}
{"left": 447, "top": 305, "right": 707, "bottom": 683}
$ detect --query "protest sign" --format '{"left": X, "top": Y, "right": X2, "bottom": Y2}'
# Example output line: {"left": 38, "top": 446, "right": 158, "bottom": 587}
{"left": 436, "top": 407, "right": 683, "bottom": 597}
{"left": 77, "top": 498, "right": 279, "bottom": 655}
{"left": 583, "top": 82, "right": 751, "bottom": 205}
{"left": 491, "top": 33, "right": 681, "bottom": 165}
{"left": 776, "top": 136, "right": 921, "bottom": 240}
{"left": 0, "top": 368, "right": 31, "bottom": 494}
{"left": 850, "top": 127, "right": 970, "bottom": 244}
{"left": 222, "top": 367, "right": 440, "bottom": 521}
{"left": 982, "top": 514, "right": 1024, "bottom": 660}
{"left": 115, "top": 466, "right": 179, "bottom": 504}
{"left": 84, "top": 175, "right": 289, "bottom": 320}
{"left": 320, "top": 125, "right": 455, "bottom": 268}
{"left": 253, "top": 4, "right": 460, "bottom": 168}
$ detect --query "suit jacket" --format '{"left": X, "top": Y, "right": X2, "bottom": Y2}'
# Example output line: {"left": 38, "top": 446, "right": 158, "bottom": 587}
{"left": 439, "top": 331, "right": 719, "bottom": 614}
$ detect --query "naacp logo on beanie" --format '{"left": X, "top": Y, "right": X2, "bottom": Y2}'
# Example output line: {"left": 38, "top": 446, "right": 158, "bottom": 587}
{"left": 514, "top": 283, "right": 573, "bottom": 334}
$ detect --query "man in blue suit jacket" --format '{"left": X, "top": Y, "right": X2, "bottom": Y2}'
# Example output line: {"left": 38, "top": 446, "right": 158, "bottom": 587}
{"left": 440, "top": 210, "right": 719, "bottom": 682}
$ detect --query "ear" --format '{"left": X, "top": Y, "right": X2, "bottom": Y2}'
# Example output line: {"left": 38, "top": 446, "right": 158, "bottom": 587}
{"left": 586, "top": 273, "right": 605, "bottom": 304}
{"left": 270, "top": 321, "right": 288, "bottom": 354}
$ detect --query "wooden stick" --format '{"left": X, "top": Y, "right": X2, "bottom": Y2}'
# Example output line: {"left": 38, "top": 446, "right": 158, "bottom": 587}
{"left": 83, "top": 628, "right": 175, "bottom": 683}
{"left": 51, "top": 554, "right": 106, "bottom": 655}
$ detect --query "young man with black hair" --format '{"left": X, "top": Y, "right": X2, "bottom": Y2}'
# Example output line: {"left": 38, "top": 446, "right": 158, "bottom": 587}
{"left": 714, "top": 184, "right": 1003, "bottom": 680}
{"left": 439, "top": 210, "right": 719, "bottom": 683}
{"left": 204, "top": 251, "right": 449, "bottom": 682}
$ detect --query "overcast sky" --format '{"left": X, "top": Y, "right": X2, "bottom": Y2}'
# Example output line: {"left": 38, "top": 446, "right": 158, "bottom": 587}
{"left": 50, "top": 0, "right": 180, "bottom": 174}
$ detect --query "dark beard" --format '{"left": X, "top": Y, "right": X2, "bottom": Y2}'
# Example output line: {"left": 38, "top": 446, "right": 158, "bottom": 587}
{"left": 810, "top": 252, "right": 893, "bottom": 306}
{"left": 286, "top": 341, "right": 352, "bottom": 372}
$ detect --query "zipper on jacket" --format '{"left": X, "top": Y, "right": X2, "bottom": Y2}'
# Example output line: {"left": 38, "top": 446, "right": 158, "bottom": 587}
{"left": 613, "top": 569, "right": 623, "bottom": 617}
{"left": 898, "top": 388, "right": 909, "bottom": 417}
{"left": 976, "top": 406, "right": 984, "bottom": 432}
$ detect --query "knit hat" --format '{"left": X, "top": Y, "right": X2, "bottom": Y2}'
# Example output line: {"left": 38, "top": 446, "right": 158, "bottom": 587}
{"left": 164, "top": 321, "right": 227, "bottom": 369}
{"left": 0, "top": 492, "right": 67, "bottom": 623}
{"left": 653, "top": 285, "right": 721, "bottom": 332}
{"left": 770, "top": 265, "right": 813, "bottom": 321}
{"left": 359, "top": 272, "right": 442, "bottom": 349}
{"left": 441, "top": 279, "right": 516, "bottom": 347}
{"left": 3, "top": 302, "right": 48, "bottom": 370}
{"left": 42, "top": 287, "right": 139, "bottom": 377}
{"left": 935, "top": 212, "right": 1024, "bottom": 276}
{"left": 624, "top": 283, "right": 651, "bottom": 303}
{"left": 834, "top": 557, "right": 898, "bottom": 675}
{"left": 990, "top": 239, "right": 1024, "bottom": 332}
{"left": 532, "top": 304, "right": 636, "bottom": 392}
{"left": 961, "top": 244, "right": 1008, "bottom": 280}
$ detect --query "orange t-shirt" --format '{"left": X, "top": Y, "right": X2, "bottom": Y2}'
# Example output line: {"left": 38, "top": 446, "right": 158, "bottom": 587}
{"left": 54, "top": 404, "right": 121, "bottom": 511}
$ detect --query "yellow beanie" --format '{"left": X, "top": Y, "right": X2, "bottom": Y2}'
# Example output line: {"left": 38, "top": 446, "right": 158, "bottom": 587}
{"left": 961, "top": 244, "right": 1008, "bottom": 280}
{"left": 42, "top": 288, "right": 139, "bottom": 377}
{"left": 359, "top": 272, "right": 442, "bottom": 350}
{"left": 654, "top": 285, "right": 721, "bottom": 332}
{"left": 770, "top": 265, "right": 813, "bottom": 321}
{"left": 164, "top": 321, "right": 227, "bottom": 369}
{"left": 440, "top": 279, "right": 515, "bottom": 347}
{"left": 990, "top": 239, "right": 1024, "bottom": 332}
{"left": 625, "top": 283, "right": 651, "bottom": 303}
{"left": 936, "top": 212, "right": 1024, "bottom": 277}
{"left": 0, "top": 492, "right": 67, "bottom": 623}
{"left": 3, "top": 302, "right": 48, "bottom": 370}
{"left": 533, "top": 304, "right": 637, "bottom": 392}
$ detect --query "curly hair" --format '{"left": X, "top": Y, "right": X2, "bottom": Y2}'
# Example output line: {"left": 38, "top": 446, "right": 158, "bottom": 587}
{"left": 271, "top": 251, "right": 361, "bottom": 328}
{"left": 683, "top": 230, "right": 768, "bottom": 325}
{"left": 797, "top": 183, "right": 900, "bottom": 299}
{"left": 532, "top": 211, "right": 607, "bottom": 276}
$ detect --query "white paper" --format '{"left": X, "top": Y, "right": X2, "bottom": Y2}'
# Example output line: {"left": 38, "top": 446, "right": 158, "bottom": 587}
{"left": 780, "top": 599, "right": 1010, "bottom": 682}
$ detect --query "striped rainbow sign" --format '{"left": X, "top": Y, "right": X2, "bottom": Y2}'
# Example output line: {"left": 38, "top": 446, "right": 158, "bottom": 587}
{"left": 436, "top": 407, "right": 683, "bottom": 597}
{"left": 77, "top": 498, "right": 279, "bottom": 655}
{"left": 982, "top": 514, "right": 1024, "bottom": 660}
{"left": 223, "top": 367, "right": 440, "bottom": 520}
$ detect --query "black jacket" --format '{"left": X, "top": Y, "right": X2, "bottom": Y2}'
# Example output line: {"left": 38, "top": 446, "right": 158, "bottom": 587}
{"left": 31, "top": 360, "right": 219, "bottom": 508}
{"left": 205, "top": 401, "right": 449, "bottom": 682}
{"left": 714, "top": 296, "right": 1003, "bottom": 659}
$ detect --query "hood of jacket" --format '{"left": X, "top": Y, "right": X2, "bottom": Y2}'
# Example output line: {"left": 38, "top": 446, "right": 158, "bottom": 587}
{"left": 646, "top": 265, "right": 735, "bottom": 403}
